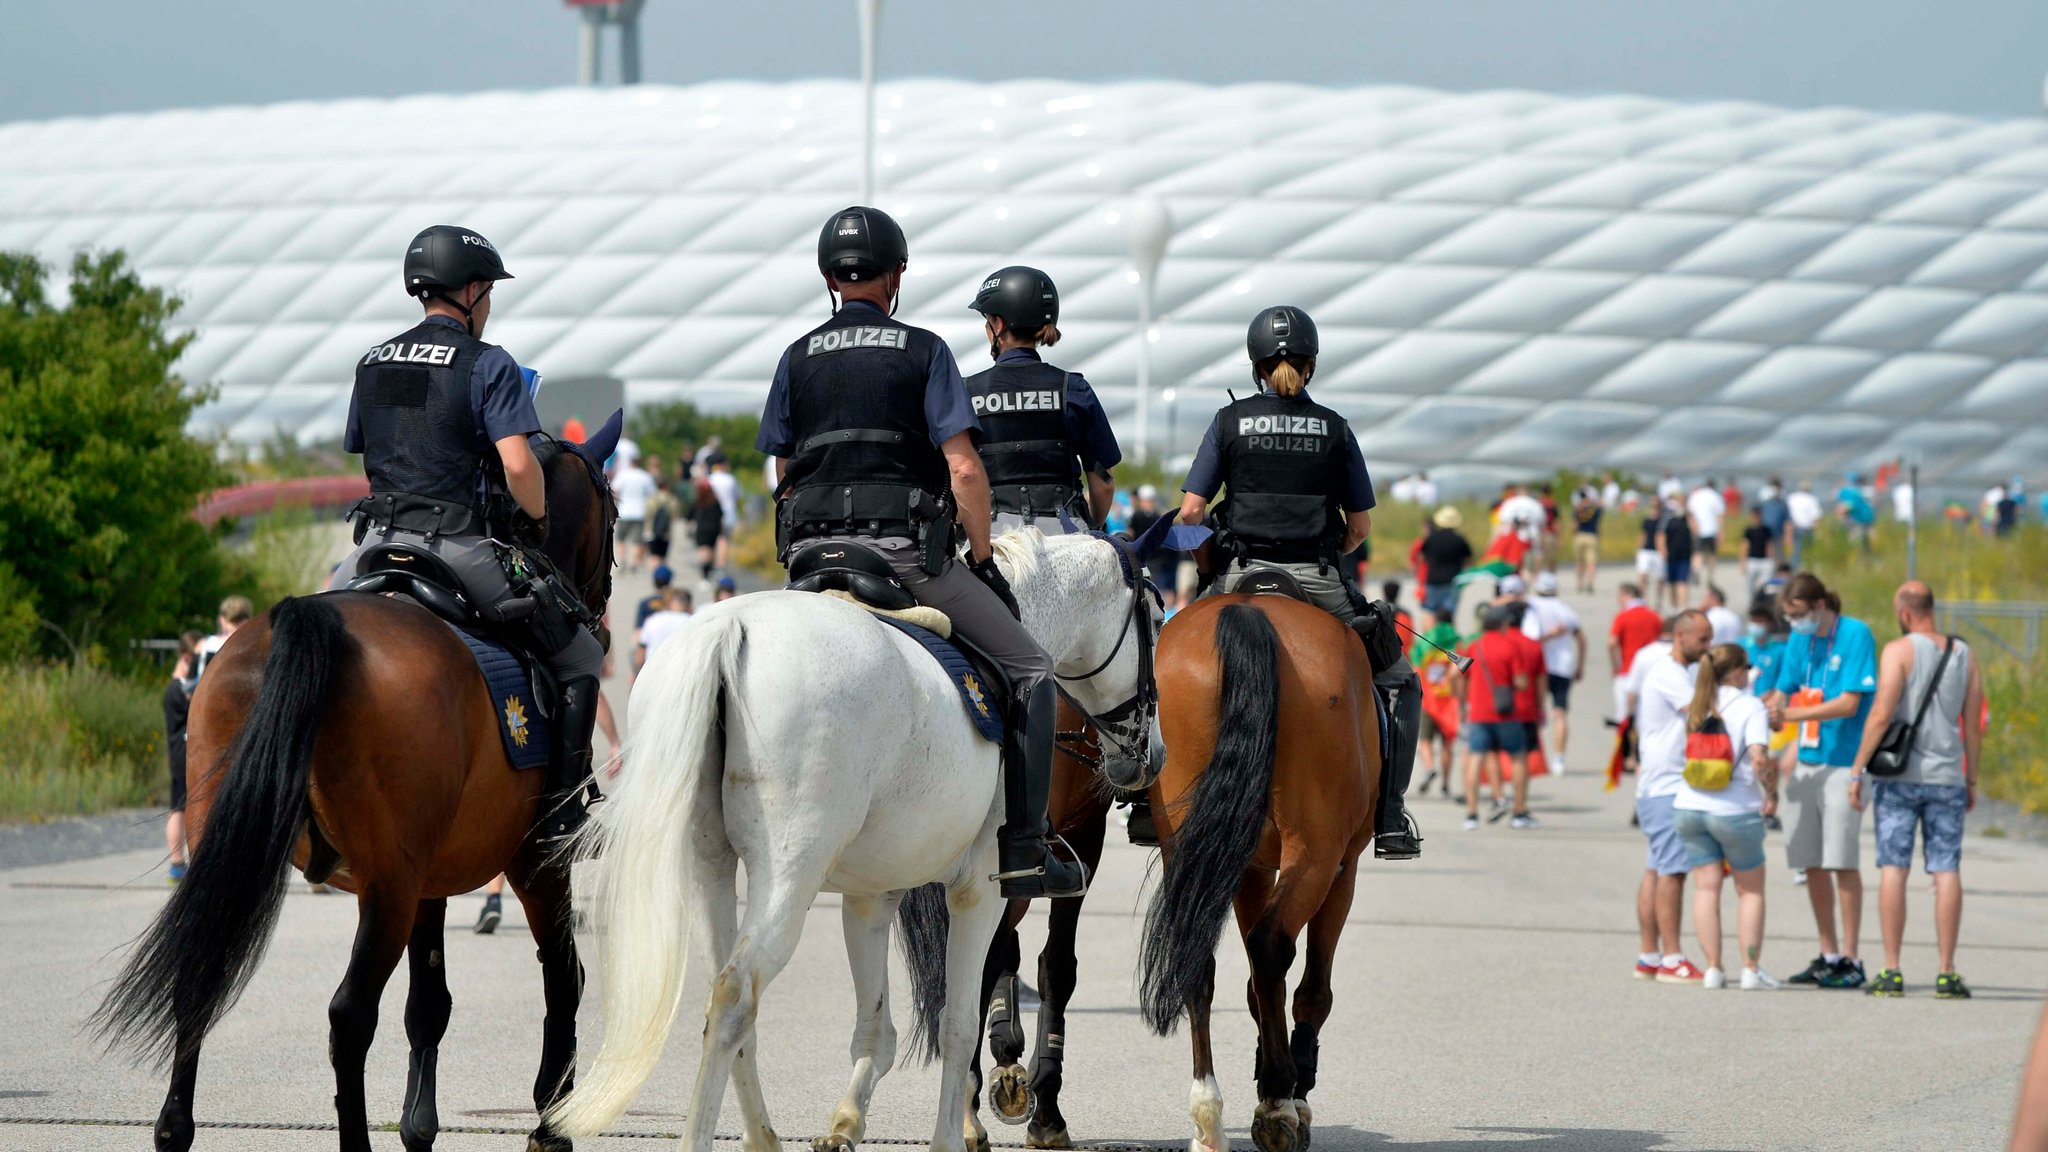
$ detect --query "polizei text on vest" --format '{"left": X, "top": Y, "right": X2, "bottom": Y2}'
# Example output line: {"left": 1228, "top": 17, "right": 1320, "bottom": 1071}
{"left": 807, "top": 326, "right": 910, "bottom": 355}
{"left": 362, "top": 342, "right": 459, "bottom": 366}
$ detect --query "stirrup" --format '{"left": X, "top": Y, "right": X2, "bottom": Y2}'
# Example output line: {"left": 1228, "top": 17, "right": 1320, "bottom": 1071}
{"left": 1373, "top": 811, "right": 1423, "bottom": 860}
{"left": 991, "top": 833, "right": 1089, "bottom": 894}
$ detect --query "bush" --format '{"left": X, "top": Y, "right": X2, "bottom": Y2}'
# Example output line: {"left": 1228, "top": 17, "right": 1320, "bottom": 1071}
{"left": 0, "top": 663, "right": 164, "bottom": 821}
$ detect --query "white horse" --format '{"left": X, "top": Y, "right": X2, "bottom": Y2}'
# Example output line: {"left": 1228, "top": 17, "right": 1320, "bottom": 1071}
{"left": 548, "top": 528, "right": 1160, "bottom": 1152}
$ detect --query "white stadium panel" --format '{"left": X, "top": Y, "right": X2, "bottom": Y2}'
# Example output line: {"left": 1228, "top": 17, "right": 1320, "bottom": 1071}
{"left": 0, "top": 78, "right": 2045, "bottom": 486}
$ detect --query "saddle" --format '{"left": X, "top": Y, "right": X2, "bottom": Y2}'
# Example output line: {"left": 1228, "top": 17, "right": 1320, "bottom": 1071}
{"left": 343, "top": 542, "right": 554, "bottom": 768}
{"left": 785, "top": 540, "right": 1007, "bottom": 742}
{"left": 1235, "top": 565, "right": 1312, "bottom": 603}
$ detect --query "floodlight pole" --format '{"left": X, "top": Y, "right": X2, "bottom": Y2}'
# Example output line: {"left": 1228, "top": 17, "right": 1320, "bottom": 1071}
{"left": 857, "top": 0, "right": 881, "bottom": 202}
{"left": 1125, "top": 195, "right": 1172, "bottom": 462}
{"left": 1907, "top": 460, "right": 1920, "bottom": 580}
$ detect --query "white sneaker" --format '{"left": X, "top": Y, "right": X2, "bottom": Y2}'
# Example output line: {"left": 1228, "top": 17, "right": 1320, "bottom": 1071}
{"left": 1549, "top": 756, "right": 1566, "bottom": 776}
{"left": 1740, "top": 968, "right": 1781, "bottom": 991}
{"left": 1703, "top": 967, "right": 1727, "bottom": 990}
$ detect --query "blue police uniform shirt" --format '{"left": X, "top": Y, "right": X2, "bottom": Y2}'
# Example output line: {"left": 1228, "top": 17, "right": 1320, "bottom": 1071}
{"left": 986, "top": 347, "right": 1124, "bottom": 472}
{"left": 1769, "top": 614, "right": 1879, "bottom": 767}
{"left": 755, "top": 300, "right": 979, "bottom": 457}
{"left": 1180, "top": 391, "right": 1376, "bottom": 512}
{"left": 341, "top": 315, "right": 541, "bottom": 454}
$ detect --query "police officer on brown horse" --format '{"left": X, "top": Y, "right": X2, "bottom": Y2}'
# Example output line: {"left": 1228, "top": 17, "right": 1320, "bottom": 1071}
{"left": 963, "top": 266, "right": 1122, "bottom": 533}
{"left": 756, "top": 206, "right": 1087, "bottom": 899}
{"left": 1175, "top": 305, "right": 1425, "bottom": 860}
{"left": 337, "top": 224, "right": 606, "bottom": 845}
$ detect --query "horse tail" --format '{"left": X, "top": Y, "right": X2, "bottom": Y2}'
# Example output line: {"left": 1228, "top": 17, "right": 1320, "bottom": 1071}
{"left": 549, "top": 611, "right": 740, "bottom": 1138}
{"left": 895, "top": 881, "right": 951, "bottom": 1065}
{"left": 92, "top": 595, "right": 345, "bottom": 1066}
{"left": 1139, "top": 602, "right": 1280, "bottom": 1035}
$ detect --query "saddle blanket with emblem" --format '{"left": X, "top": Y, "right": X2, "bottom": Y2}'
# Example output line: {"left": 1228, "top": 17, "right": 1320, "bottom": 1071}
{"left": 876, "top": 616, "right": 1005, "bottom": 744}
{"left": 450, "top": 626, "right": 552, "bottom": 769}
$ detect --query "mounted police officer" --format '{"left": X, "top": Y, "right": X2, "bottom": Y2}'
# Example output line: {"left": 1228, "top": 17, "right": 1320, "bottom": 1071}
{"left": 963, "top": 266, "right": 1121, "bottom": 532}
{"left": 755, "top": 207, "right": 1087, "bottom": 899}
{"left": 337, "top": 224, "right": 606, "bottom": 846}
{"left": 1174, "top": 306, "right": 1424, "bottom": 860}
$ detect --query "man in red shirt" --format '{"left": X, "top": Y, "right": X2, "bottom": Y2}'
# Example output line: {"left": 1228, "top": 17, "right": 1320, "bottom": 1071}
{"left": 1609, "top": 581, "right": 1662, "bottom": 721}
{"left": 1462, "top": 605, "right": 1545, "bottom": 830}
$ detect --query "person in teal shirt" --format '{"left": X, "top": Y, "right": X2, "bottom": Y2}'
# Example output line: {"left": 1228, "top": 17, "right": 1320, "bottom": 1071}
{"left": 1741, "top": 600, "right": 1785, "bottom": 696}
{"left": 1764, "top": 572, "right": 1878, "bottom": 990}
{"left": 1836, "top": 474, "right": 1876, "bottom": 555}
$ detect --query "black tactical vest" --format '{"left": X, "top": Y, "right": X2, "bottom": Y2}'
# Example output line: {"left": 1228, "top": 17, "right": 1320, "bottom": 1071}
{"left": 1213, "top": 391, "right": 1349, "bottom": 565}
{"left": 963, "top": 358, "right": 1082, "bottom": 517}
{"left": 350, "top": 319, "right": 497, "bottom": 536}
{"left": 777, "top": 309, "right": 953, "bottom": 550}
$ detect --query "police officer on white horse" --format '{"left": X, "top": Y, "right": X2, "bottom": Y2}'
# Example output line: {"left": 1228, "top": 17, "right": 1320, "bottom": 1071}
{"left": 963, "top": 266, "right": 1121, "bottom": 533}
{"left": 1175, "top": 305, "right": 1425, "bottom": 860}
{"left": 756, "top": 207, "right": 1087, "bottom": 899}
{"left": 337, "top": 225, "right": 607, "bottom": 845}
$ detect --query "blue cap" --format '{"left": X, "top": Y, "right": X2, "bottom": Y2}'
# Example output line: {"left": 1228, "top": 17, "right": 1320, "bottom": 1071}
{"left": 652, "top": 565, "right": 674, "bottom": 587}
{"left": 715, "top": 574, "right": 737, "bottom": 591}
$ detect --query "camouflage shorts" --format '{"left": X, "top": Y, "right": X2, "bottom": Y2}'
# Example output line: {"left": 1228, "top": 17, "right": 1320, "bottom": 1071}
{"left": 1872, "top": 780, "right": 1966, "bottom": 873}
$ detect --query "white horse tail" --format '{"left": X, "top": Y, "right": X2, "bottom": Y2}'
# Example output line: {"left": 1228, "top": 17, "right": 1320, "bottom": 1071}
{"left": 549, "top": 612, "right": 743, "bottom": 1138}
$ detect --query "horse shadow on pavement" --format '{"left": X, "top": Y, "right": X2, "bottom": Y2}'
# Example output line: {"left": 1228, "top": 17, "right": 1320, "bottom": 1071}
{"left": 1277, "top": 1124, "right": 1748, "bottom": 1152}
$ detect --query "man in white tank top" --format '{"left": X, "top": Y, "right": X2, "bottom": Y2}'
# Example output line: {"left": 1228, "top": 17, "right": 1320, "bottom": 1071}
{"left": 1849, "top": 581, "right": 1983, "bottom": 1000}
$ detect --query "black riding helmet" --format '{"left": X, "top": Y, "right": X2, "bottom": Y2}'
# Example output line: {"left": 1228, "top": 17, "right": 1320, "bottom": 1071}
{"left": 817, "top": 205, "right": 908, "bottom": 283}
{"left": 1246, "top": 305, "right": 1319, "bottom": 388}
{"left": 404, "top": 225, "right": 513, "bottom": 336}
{"left": 968, "top": 265, "right": 1058, "bottom": 329}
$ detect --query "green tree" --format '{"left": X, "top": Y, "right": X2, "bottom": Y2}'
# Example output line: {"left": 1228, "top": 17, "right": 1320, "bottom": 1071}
{"left": 631, "top": 399, "right": 766, "bottom": 480}
{"left": 0, "top": 251, "right": 231, "bottom": 660}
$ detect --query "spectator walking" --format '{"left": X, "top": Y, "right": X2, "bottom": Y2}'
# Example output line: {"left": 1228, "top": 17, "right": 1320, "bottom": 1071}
{"left": 645, "top": 474, "right": 682, "bottom": 565}
{"left": 1461, "top": 606, "right": 1543, "bottom": 830}
{"left": 1413, "top": 471, "right": 1439, "bottom": 508}
{"left": 1634, "top": 510, "right": 1664, "bottom": 606}
{"left": 162, "top": 630, "right": 204, "bottom": 883}
{"left": 1687, "top": 479, "right": 1728, "bottom": 587}
{"left": 1702, "top": 585, "right": 1743, "bottom": 646}
{"left": 1837, "top": 474, "right": 1877, "bottom": 555}
{"left": 1764, "top": 572, "right": 1878, "bottom": 989}
{"left": 1600, "top": 471, "right": 1621, "bottom": 510}
{"left": 713, "top": 574, "right": 738, "bottom": 603}
{"left": 1634, "top": 610, "right": 1714, "bottom": 984}
{"left": 1419, "top": 506, "right": 1473, "bottom": 624}
{"left": 707, "top": 451, "right": 742, "bottom": 551}
{"left": 1740, "top": 507, "right": 1775, "bottom": 595}
{"left": 1656, "top": 471, "right": 1684, "bottom": 503}
{"left": 1523, "top": 572, "right": 1584, "bottom": 775}
{"left": 637, "top": 585, "right": 694, "bottom": 655}
{"left": 1412, "top": 612, "right": 1463, "bottom": 797}
{"left": 1850, "top": 581, "right": 1982, "bottom": 999}
{"left": 1758, "top": 479, "right": 1789, "bottom": 562}
{"left": 612, "top": 454, "right": 658, "bottom": 573}
{"left": 1571, "top": 483, "right": 1602, "bottom": 594}
{"left": 1785, "top": 482, "right": 1823, "bottom": 569}
{"left": 192, "top": 595, "right": 253, "bottom": 684}
{"left": 632, "top": 565, "right": 676, "bottom": 678}
{"left": 1657, "top": 497, "right": 1695, "bottom": 610}
{"left": 690, "top": 477, "right": 725, "bottom": 579}
{"left": 1609, "top": 583, "right": 1664, "bottom": 725}
{"left": 1674, "top": 643, "right": 1781, "bottom": 990}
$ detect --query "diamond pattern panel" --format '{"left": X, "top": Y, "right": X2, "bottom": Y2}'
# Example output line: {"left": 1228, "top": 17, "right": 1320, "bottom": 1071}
{"left": 1, "top": 78, "right": 2044, "bottom": 485}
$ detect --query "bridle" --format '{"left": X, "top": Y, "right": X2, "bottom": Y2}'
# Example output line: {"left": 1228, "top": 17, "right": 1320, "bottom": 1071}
{"left": 1051, "top": 531, "right": 1161, "bottom": 776}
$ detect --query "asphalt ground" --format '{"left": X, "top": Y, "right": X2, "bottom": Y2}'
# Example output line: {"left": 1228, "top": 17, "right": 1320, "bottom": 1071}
{"left": 3, "top": 559, "right": 2042, "bottom": 1150}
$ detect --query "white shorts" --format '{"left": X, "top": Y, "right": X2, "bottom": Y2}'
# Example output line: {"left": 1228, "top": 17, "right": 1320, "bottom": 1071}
{"left": 1635, "top": 549, "right": 1662, "bottom": 579}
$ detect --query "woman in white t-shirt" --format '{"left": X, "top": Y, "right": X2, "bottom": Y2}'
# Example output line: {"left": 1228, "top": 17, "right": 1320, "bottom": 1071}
{"left": 1673, "top": 644, "right": 1780, "bottom": 990}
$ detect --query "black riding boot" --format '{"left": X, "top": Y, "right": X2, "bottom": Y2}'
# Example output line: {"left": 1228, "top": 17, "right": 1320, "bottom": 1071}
{"left": 533, "top": 675, "right": 600, "bottom": 846}
{"left": 996, "top": 681, "right": 1090, "bottom": 899}
{"left": 1123, "top": 792, "right": 1159, "bottom": 847}
{"left": 1372, "top": 670, "right": 1424, "bottom": 860}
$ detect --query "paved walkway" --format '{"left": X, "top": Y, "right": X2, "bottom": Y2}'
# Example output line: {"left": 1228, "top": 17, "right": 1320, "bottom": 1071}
{"left": 3, "top": 565, "right": 2041, "bottom": 1150}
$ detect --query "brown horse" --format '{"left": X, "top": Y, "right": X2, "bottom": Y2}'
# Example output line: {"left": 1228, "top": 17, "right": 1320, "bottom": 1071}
{"left": 1140, "top": 594, "right": 1379, "bottom": 1152}
{"left": 93, "top": 426, "right": 619, "bottom": 1152}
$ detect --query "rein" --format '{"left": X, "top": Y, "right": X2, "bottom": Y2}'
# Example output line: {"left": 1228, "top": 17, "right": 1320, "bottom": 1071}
{"left": 1051, "top": 532, "right": 1162, "bottom": 773}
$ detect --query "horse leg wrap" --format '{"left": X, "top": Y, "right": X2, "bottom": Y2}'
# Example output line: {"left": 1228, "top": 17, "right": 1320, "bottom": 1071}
{"left": 1289, "top": 1023, "right": 1319, "bottom": 1098}
{"left": 987, "top": 973, "right": 1025, "bottom": 1064}
{"left": 400, "top": 1049, "right": 438, "bottom": 1151}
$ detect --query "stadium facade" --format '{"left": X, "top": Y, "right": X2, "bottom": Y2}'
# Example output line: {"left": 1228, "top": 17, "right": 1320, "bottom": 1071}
{"left": 3, "top": 80, "right": 2047, "bottom": 488}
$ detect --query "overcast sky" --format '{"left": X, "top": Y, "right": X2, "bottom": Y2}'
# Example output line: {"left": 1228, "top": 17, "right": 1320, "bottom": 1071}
{"left": 3, "top": 0, "right": 2046, "bottom": 122}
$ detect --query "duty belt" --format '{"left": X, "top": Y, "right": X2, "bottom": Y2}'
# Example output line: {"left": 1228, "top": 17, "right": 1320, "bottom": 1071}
{"left": 348, "top": 491, "right": 486, "bottom": 542}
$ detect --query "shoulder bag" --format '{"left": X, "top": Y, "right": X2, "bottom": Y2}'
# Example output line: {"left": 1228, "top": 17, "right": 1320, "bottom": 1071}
{"left": 1867, "top": 636, "right": 1957, "bottom": 778}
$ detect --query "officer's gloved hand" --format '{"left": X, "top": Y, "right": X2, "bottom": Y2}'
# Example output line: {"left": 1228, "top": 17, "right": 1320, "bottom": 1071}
{"left": 969, "top": 555, "right": 1021, "bottom": 619}
{"left": 514, "top": 510, "right": 550, "bottom": 549}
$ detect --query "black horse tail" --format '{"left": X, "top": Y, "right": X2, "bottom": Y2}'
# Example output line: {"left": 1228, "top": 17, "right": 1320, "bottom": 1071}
{"left": 1139, "top": 602, "right": 1280, "bottom": 1035}
{"left": 895, "top": 881, "right": 951, "bottom": 1065}
{"left": 92, "top": 595, "right": 346, "bottom": 1067}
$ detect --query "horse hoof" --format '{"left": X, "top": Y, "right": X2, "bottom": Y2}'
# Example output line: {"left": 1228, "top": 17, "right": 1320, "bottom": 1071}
{"left": 155, "top": 1116, "right": 195, "bottom": 1152}
{"left": 527, "top": 1129, "right": 573, "bottom": 1152}
{"left": 965, "top": 1132, "right": 990, "bottom": 1152}
{"left": 1026, "top": 1121, "right": 1073, "bottom": 1149}
{"left": 812, "top": 1134, "right": 857, "bottom": 1152}
{"left": 989, "top": 1064, "right": 1033, "bottom": 1125}
{"left": 1250, "top": 1109, "right": 1299, "bottom": 1152}
{"left": 1294, "top": 1102, "right": 1312, "bottom": 1151}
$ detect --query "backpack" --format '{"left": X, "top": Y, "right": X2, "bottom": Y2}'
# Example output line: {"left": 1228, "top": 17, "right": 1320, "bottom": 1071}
{"left": 1683, "top": 714, "right": 1734, "bottom": 791}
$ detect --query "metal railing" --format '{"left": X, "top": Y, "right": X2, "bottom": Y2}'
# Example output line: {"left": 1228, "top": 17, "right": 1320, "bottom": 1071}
{"left": 1935, "top": 601, "right": 2045, "bottom": 663}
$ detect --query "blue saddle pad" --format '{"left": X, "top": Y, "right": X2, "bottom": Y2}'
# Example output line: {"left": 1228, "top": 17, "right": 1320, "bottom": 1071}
{"left": 450, "top": 626, "right": 552, "bottom": 769}
{"left": 876, "top": 617, "right": 1004, "bottom": 744}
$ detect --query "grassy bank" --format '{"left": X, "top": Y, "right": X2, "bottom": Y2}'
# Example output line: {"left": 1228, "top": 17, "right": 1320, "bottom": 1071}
{"left": 0, "top": 663, "right": 164, "bottom": 822}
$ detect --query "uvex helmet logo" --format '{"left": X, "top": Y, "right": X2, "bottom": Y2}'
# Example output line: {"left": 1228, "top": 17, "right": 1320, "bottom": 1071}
{"left": 1271, "top": 311, "right": 1292, "bottom": 339}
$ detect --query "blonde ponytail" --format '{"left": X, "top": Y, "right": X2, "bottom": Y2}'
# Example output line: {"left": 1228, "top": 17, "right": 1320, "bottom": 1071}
{"left": 1264, "top": 356, "right": 1312, "bottom": 397}
{"left": 1686, "top": 643, "right": 1750, "bottom": 732}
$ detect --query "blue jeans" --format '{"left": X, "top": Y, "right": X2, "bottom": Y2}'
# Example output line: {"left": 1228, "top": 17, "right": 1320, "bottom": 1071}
{"left": 1421, "top": 582, "right": 1459, "bottom": 620}
{"left": 1872, "top": 781, "right": 1966, "bottom": 873}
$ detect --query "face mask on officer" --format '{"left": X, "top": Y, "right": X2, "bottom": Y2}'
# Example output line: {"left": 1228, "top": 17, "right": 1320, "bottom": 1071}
{"left": 984, "top": 316, "right": 1004, "bottom": 362}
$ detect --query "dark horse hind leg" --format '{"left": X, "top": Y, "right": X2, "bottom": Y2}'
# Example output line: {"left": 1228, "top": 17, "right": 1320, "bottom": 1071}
{"left": 512, "top": 852, "right": 583, "bottom": 1152}
{"left": 331, "top": 890, "right": 419, "bottom": 1152}
{"left": 1236, "top": 871, "right": 1307, "bottom": 1152}
{"left": 975, "top": 900, "right": 1030, "bottom": 1136}
{"left": 153, "top": 1040, "right": 201, "bottom": 1152}
{"left": 1024, "top": 812, "right": 1106, "bottom": 1150}
{"left": 400, "top": 899, "right": 452, "bottom": 1152}
{"left": 1284, "top": 864, "right": 1359, "bottom": 1152}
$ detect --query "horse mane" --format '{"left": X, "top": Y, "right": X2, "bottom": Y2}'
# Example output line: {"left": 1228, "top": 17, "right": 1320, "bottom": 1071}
{"left": 989, "top": 525, "right": 1048, "bottom": 583}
